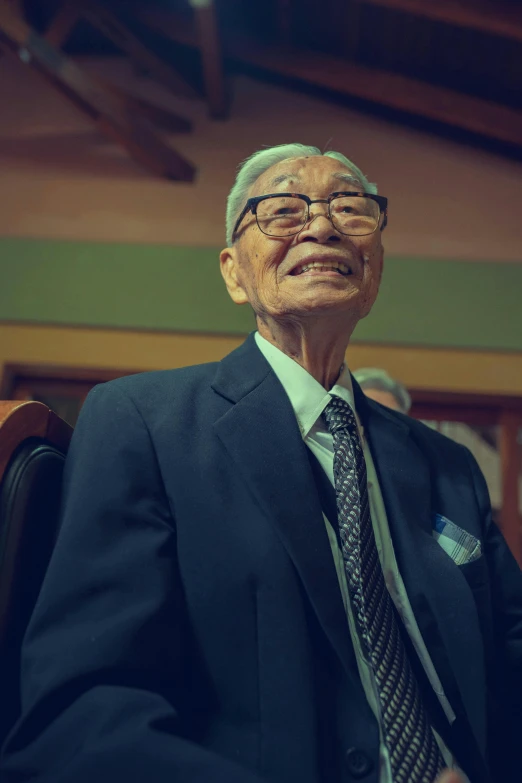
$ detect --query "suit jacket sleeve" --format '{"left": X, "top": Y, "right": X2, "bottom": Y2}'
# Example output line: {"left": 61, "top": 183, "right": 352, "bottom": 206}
{"left": 465, "top": 447, "right": 522, "bottom": 779}
{"left": 1, "top": 382, "right": 264, "bottom": 783}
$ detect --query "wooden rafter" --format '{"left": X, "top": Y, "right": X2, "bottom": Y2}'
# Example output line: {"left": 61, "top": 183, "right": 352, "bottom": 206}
{"left": 101, "top": 82, "right": 192, "bottom": 135}
{"left": 137, "top": 8, "right": 522, "bottom": 151}
{"left": 236, "top": 46, "right": 522, "bottom": 149}
{"left": 357, "top": 0, "right": 522, "bottom": 44}
{"left": 0, "top": 4, "right": 196, "bottom": 181}
{"left": 44, "top": 1, "right": 197, "bottom": 103}
{"left": 76, "top": 0, "right": 198, "bottom": 100}
{"left": 43, "top": 3, "right": 193, "bottom": 137}
{"left": 189, "top": 0, "right": 227, "bottom": 118}
{"left": 44, "top": 1, "right": 79, "bottom": 48}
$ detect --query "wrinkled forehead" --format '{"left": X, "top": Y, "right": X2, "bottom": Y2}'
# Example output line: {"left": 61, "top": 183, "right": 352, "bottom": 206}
{"left": 249, "top": 156, "right": 363, "bottom": 198}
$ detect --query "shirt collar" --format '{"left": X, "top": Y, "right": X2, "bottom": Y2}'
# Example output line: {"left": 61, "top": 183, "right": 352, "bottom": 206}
{"left": 254, "top": 331, "right": 358, "bottom": 439}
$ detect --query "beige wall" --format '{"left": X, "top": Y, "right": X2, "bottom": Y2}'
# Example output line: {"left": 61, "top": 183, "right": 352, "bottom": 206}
{"left": 0, "top": 56, "right": 521, "bottom": 262}
{"left": 2, "top": 324, "right": 522, "bottom": 396}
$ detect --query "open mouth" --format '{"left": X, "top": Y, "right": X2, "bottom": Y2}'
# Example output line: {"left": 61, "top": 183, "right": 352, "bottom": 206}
{"left": 290, "top": 261, "right": 353, "bottom": 276}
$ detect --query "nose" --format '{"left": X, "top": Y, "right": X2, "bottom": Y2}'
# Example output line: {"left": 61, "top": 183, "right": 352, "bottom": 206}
{"left": 297, "top": 209, "right": 341, "bottom": 243}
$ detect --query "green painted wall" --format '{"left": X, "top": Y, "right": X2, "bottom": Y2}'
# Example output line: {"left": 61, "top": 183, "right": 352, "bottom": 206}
{"left": 0, "top": 237, "right": 520, "bottom": 351}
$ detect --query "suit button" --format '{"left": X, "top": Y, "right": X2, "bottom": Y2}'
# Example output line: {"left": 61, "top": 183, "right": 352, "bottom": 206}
{"left": 345, "top": 747, "right": 373, "bottom": 778}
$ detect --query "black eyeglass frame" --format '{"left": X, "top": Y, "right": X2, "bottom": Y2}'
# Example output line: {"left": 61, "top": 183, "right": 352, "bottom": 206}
{"left": 232, "top": 191, "right": 388, "bottom": 241}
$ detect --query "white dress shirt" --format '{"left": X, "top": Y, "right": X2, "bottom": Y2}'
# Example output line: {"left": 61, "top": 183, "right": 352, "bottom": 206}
{"left": 255, "top": 332, "right": 468, "bottom": 783}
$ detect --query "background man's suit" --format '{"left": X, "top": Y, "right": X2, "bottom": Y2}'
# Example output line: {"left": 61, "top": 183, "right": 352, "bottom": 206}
{"left": 2, "top": 334, "right": 522, "bottom": 783}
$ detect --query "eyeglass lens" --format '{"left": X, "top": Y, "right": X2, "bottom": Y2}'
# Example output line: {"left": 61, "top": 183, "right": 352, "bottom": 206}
{"left": 256, "top": 195, "right": 380, "bottom": 237}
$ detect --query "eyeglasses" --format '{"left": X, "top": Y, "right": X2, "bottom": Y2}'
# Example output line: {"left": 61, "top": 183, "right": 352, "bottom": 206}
{"left": 232, "top": 191, "right": 388, "bottom": 241}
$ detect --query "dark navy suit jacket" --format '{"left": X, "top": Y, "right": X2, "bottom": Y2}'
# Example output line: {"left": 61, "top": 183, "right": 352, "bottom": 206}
{"left": 1, "top": 334, "right": 521, "bottom": 783}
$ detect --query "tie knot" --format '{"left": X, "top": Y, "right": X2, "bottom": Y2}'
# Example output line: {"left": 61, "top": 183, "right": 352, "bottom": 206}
{"left": 322, "top": 396, "right": 358, "bottom": 436}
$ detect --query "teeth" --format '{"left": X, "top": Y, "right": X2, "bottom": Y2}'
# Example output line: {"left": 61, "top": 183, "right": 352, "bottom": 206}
{"left": 296, "top": 261, "right": 351, "bottom": 275}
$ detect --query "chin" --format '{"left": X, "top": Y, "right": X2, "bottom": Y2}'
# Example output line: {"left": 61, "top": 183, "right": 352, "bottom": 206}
{"left": 285, "top": 299, "right": 360, "bottom": 321}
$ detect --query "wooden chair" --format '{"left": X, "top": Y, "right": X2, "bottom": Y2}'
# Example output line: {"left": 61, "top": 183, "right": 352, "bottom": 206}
{"left": 0, "top": 401, "right": 72, "bottom": 744}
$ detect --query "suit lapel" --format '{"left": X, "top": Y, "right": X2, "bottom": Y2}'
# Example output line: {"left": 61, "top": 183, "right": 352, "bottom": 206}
{"left": 354, "top": 381, "right": 486, "bottom": 752}
{"left": 212, "top": 335, "right": 358, "bottom": 679}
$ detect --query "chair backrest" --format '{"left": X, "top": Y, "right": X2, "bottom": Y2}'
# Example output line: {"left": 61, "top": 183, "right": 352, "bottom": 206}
{"left": 0, "top": 401, "right": 73, "bottom": 744}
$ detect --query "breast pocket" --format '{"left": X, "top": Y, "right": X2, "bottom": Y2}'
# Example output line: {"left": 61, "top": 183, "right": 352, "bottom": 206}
{"left": 458, "top": 554, "right": 489, "bottom": 590}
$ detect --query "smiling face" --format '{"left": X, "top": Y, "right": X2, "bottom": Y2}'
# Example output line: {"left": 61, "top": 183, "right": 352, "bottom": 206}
{"left": 220, "top": 155, "right": 385, "bottom": 331}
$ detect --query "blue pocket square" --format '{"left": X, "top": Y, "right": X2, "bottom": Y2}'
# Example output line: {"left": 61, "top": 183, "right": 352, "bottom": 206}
{"left": 432, "top": 514, "right": 482, "bottom": 566}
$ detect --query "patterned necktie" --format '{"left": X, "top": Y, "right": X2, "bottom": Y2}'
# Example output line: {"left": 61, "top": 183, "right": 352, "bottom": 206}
{"left": 323, "top": 396, "right": 445, "bottom": 783}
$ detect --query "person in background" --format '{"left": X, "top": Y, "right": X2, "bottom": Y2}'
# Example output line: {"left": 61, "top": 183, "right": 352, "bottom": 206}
{"left": 353, "top": 368, "right": 411, "bottom": 414}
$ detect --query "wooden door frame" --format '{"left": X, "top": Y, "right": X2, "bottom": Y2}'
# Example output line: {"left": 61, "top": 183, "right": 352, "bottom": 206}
{"left": 410, "top": 388, "right": 522, "bottom": 565}
{"left": 0, "top": 362, "right": 140, "bottom": 399}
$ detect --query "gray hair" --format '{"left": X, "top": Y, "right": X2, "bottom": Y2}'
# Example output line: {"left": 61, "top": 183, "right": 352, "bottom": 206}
{"left": 226, "top": 143, "right": 378, "bottom": 245}
{"left": 352, "top": 368, "right": 412, "bottom": 414}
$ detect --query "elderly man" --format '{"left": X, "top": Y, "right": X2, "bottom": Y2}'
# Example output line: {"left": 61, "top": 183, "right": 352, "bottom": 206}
{"left": 1, "top": 144, "right": 521, "bottom": 783}
{"left": 353, "top": 368, "right": 411, "bottom": 414}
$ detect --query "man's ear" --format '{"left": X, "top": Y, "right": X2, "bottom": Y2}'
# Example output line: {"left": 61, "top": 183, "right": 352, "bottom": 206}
{"left": 219, "top": 246, "right": 250, "bottom": 305}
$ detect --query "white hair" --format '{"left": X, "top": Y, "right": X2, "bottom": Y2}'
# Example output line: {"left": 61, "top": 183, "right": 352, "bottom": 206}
{"left": 226, "top": 143, "right": 378, "bottom": 245}
{"left": 352, "top": 368, "right": 412, "bottom": 414}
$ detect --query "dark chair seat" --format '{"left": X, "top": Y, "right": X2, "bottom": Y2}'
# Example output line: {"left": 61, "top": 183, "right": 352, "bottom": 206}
{"left": 0, "top": 402, "right": 72, "bottom": 745}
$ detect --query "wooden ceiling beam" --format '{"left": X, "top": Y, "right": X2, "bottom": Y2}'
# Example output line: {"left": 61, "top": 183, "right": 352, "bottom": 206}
{"left": 44, "top": 2, "right": 79, "bottom": 48}
{"left": 238, "top": 43, "right": 522, "bottom": 148}
{"left": 42, "top": 3, "right": 193, "bottom": 140}
{"left": 66, "top": 0, "right": 199, "bottom": 99}
{"left": 101, "top": 81, "right": 193, "bottom": 135}
{"left": 357, "top": 0, "right": 522, "bottom": 44}
{"left": 0, "top": 5, "right": 196, "bottom": 181}
{"left": 189, "top": 0, "right": 227, "bottom": 118}
{"left": 137, "top": 9, "right": 522, "bottom": 151}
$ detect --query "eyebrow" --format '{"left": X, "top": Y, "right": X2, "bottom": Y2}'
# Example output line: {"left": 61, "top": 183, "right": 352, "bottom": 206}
{"left": 332, "top": 171, "right": 364, "bottom": 188}
{"left": 266, "top": 171, "right": 363, "bottom": 190}
{"left": 267, "top": 173, "right": 298, "bottom": 188}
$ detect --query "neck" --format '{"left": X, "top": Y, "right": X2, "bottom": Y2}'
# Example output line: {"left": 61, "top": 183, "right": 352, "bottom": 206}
{"left": 257, "top": 314, "right": 355, "bottom": 389}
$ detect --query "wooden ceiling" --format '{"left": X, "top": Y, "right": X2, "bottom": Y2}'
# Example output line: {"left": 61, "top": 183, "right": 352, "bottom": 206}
{"left": 1, "top": 0, "right": 521, "bottom": 178}
{"left": 137, "top": 0, "right": 522, "bottom": 154}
